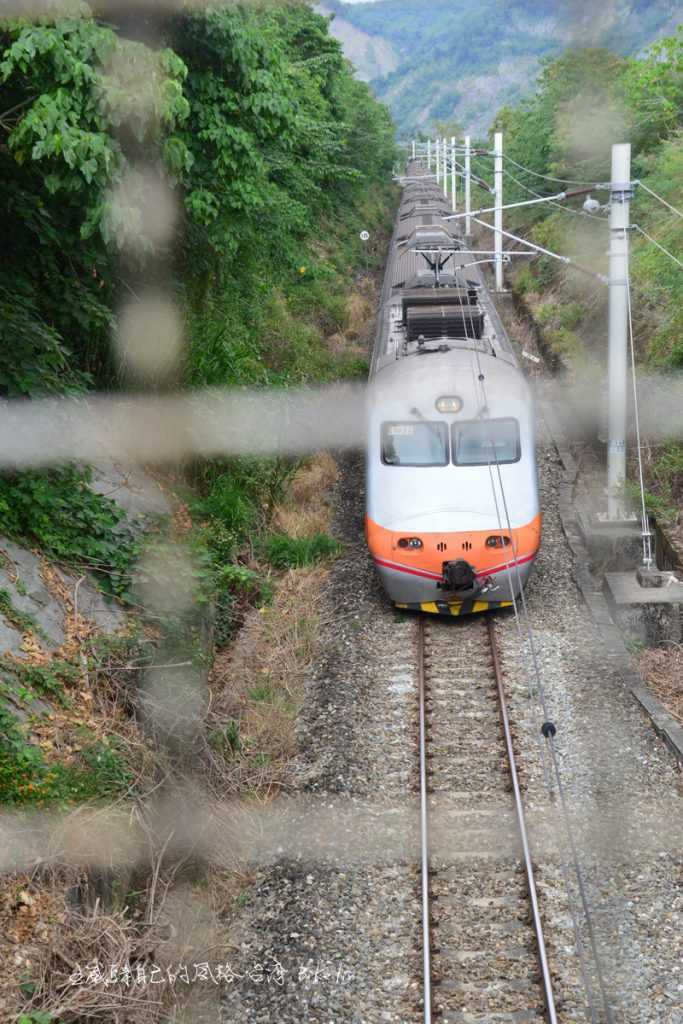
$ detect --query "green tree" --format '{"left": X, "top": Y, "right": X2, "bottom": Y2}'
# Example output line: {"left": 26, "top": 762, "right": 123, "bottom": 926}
{"left": 0, "top": 9, "right": 190, "bottom": 391}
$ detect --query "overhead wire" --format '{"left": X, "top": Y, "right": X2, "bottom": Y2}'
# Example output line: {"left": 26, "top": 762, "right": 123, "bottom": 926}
{"left": 422, "top": 141, "right": 677, "bottom": 213}
{"left": 475, "top": 377, "right": 616, "bottom": 1024}
{"left": 464, "top": 156, "right": 610, "bottom": 283}
{"left": 480, "top": 150, "right": 608, "bottom": 187}
{"left": 498, "top": 166, "right": 683, "bottom": 272}
{"left": 470, "top": 216, "right": 607, "bottom": 283}
{"left": 637, "top": 181, "right": 683, "bottom": 220}
{"left": 448, "top": 188, "right": 615, "bottom": 1018}
{"left": 470, "top": 336, "right": 602, "bottom": 1024}
{"left": 404, "top": 173, "right": 619, "bottom": 1022}
{"left": 631, "top": 224, "right": 683, "bottom": 269}
{"left": 624, "top": 236, "right": 654, "bottom": 568}
{"left": 501, "top": 164, "right": 607, "bottom": 223}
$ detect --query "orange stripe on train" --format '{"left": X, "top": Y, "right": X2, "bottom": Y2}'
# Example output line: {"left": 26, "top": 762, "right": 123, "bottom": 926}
{"left": 365, "top": 514, "right": 542, "bottom": 579}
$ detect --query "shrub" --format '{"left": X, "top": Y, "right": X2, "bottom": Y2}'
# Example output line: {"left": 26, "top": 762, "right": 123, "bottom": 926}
{"left": 261, "top": 532, "right": 341, "bottom": 569}
{"left": 514, "top": 267, "right": 535, "bottom": 295}
{"left": 559, "top": 301, "right": 586, "bottom": 330}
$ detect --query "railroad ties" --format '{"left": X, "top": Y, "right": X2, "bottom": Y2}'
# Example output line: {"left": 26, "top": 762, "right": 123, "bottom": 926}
{"left": 417, "top": 614, "right": 555, "bottom": 1024}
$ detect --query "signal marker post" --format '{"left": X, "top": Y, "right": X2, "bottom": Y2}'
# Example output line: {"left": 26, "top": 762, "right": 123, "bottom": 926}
{"left": 494, "top": 131, "right": 504, "bottom": 291}
{"left": 607, "top": 143, "right": 632, "bottom": 520}
{"left": 464, "top": 135, "right": 472, "bottom": 237}
{"left": 360, "top": 229, "right": 370, "bottom": 274}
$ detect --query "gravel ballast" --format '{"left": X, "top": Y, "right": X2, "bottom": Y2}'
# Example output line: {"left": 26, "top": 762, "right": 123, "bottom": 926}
{"left": 220, "top": 327, "right": 682, "bottom": 1022}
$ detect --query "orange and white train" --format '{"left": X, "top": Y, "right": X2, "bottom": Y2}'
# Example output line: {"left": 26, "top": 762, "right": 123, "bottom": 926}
{"left": 365, "top": 164, "right": 541, "bottom": 616}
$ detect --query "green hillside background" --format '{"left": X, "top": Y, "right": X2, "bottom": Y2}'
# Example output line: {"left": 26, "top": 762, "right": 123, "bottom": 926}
{"left": 320, "top": 0, "right": 680, "bottom": 133}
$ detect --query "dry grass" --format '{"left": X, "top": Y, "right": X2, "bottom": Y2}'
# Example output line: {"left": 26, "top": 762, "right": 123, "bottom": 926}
{"left": 204, "top": 564, "right": 331, "bottom": 798}
{"left": 638, "top": 643, "right": 683, "bottom": 726}
{"left": 343, "top": 278, "right": 375, "bottom": 339}
{"left": 203, "top": 451, "right": 339, "bottom": 798}
{"left": 502, "top": 308, "right": 546, "bottom": 377}
{"left": 272, "top": 451, "right": 339, "bottom": 538}
{"left": 323, "top": 276, "right": 376, "bottom": 361}
{"left": 2, "top": 451, "right": 341, "bottom": 1023}
{"left": 0, "top": 862, "right": 229, "bottom": 1024}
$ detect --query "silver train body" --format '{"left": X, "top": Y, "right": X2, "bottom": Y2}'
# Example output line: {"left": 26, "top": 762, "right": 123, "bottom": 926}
{"left": 365, "top": 165, "right": 541, "bottom": 615}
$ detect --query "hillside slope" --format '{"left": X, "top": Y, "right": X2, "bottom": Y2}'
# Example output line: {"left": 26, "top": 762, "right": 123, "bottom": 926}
{"left": 321, "top": 0, "right": 680, "bottom": 133}
{"left": 317, "top": 1, "right": 398, "bottom": 80}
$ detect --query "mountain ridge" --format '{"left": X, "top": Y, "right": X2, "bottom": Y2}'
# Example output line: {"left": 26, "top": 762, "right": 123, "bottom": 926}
{"left": 319, "top": 0, "right": 680, "bottom": 134}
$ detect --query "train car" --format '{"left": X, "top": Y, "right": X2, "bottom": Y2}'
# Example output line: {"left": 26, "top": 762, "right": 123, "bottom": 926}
{"left": 365, "top": 164, "right": 541, "bottom": 616}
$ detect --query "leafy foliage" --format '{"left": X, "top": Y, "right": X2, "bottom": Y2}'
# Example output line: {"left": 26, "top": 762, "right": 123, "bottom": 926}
{"left": 0, "top": 1, "right": 395, "bottom": 627}
{"left": 0, "top": 717, "right": 132, "bottom": 805}
{"left": 0, "top": 467, "right": 137, "bottom": 597}
{"left": 494, "top": 35, "right": 683, "bottom": 529}
{"left": 623, "top": 27, "right": 683, "bottom": 153}
{"left": 0, "top": 11, "right": 191, "bottom": 392}
{"left": 493, "top": 40, "right": 683, "bottom": 367}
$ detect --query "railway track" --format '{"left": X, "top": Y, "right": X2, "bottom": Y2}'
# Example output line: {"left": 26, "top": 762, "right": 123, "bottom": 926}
{"left": 417, "top": 613, "right": 557, "bottom": 1024}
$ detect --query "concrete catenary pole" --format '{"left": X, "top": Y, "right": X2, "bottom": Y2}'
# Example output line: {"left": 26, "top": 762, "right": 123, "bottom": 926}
{"left": 494, "top": 131, "right": 504, "bottom": 291}
{"left": 435, "top": 137, "right": 440, "bottom": 185}
{"left": 465, "top": 134, "right": 472, "bottom": 237}
{"left": 451, "top": 136, "right": 457, "bottom": 212}
{"left": 443, "top": 137, "right": 448, "bottom": 197}
{"left": 412, "top": 139, "right": 416, "bottom": 160}
{"left": 607, "top": 143, "right": 632, "bottom": 519}
{"left": 427, "top": 138, "right": 432, "bottom": 170}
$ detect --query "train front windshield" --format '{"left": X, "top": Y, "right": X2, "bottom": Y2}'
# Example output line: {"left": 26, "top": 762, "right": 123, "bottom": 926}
{"left": 381, "top": 422, "right": 448, "bottom": 466}
{"left": 452, "top": 418, "right": 520, "bottom": 466}
{"left": 380, "top": 418, "right": 520, "bottom": 468}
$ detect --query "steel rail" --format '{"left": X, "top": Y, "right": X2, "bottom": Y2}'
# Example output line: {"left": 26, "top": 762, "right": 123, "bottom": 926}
{"left": 487, "top": 616, "right": 559, "bottom": 1024}
{"left": 417, "top": 618, "right": 432, "bottom": 1024}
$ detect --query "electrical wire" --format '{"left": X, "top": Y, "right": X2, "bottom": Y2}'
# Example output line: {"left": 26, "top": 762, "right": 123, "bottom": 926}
{"left": 501, "top": 165, "right": 607, "bottom": 223}
{"left": 441, "top": 207, "right": 615, "bottom": 1019}
{"left": 637, "top": 182, "right": 683, "bottom": 220}
{"left": 632, "top": 224, "right": 683, "bottom": 269}
{"left": 470, "top": 216, "right": 607, "bottom": 283}
{"left": 468, "top": 336, "right": 602, "bottom": 1024}
{"left": 468, "top": 154, "right": 496, "bottom": 194}
{"left": 480, "top": 150, "right": 608, "bottom": 187}
{"left": 624, "top": 237, "right": 654, "bottom": 568}
{"left": 474, "top": 385, "right": 616, "bottom": 1022}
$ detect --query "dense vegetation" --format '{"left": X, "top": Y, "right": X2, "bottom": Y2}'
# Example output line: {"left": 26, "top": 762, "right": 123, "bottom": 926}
{"left": 0, "top": 2, "right": 396, "bottom": 815}
{"left": 324, "top": 0, "right": 678, "bottom": 134}
{"left": 0, "top": 1, "right": 395, "bottom": 602}
{"left": 484, "top": 36, "right": 683, "bottom": 527}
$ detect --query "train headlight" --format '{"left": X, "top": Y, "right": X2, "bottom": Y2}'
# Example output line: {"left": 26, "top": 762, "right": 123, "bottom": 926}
{"left": 398, "top": 537, "right": 423, "bottom": 549}
{"left": 435, "top": 395, "right": 463, "bottom": 414}
{"left": 485, "top": 535, "right": 511, "bottom": 548}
